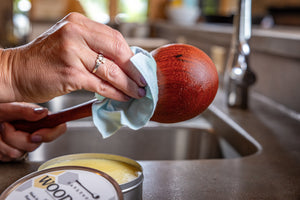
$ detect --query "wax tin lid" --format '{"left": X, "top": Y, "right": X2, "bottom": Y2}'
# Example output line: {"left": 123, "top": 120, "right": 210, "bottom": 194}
{"left": 0, "top": 166, "right": 123, "bottom": 200}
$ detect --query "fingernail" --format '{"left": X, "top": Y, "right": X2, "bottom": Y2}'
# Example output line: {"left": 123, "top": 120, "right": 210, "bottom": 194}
{"left": 140, "top": 76, "right": 147, "bottom": 86}
{"left": 138, "top": 88, "right": 146, "bottom": 97}
{"left": 34, "top": 107, "right": 47, "bottom": 114}
{"left": 31, "top": 135, "right": 42, "bottom": 143}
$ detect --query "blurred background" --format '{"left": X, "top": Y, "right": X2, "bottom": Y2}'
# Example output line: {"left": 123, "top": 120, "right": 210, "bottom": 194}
{"left": 0, "top": 0, "right": 299, "bottom": 113}
{"left": 1, "top": 0, "right": 300, "bottom": 47}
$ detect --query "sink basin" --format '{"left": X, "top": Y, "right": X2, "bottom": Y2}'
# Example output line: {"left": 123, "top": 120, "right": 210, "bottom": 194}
{"left": 29, "top": 91, "right": 261, "bottom": 162}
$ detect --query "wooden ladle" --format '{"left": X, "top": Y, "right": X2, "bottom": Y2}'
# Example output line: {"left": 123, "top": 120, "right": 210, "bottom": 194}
{"left": 11, "top": 44, "right": 219, "bottom": 133}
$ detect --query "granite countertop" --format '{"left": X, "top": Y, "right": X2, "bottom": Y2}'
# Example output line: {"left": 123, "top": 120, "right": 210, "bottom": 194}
{"left": 0, "top": 89, "right": 299, "bottom": 199}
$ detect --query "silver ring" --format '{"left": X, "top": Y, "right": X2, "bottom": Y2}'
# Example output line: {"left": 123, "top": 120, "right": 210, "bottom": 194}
{"left": 92, "top": 54, "right": 105, "bottom": 73}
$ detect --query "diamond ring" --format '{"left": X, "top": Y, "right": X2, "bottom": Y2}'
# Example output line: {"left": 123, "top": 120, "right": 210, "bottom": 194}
{"left": 92, "top": 54, "right": 105, "bottom": 73}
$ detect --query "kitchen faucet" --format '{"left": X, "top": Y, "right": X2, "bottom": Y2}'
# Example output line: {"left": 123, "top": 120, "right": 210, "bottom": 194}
{"left": 224, "top": 0, "right": 256, "bottom": 109}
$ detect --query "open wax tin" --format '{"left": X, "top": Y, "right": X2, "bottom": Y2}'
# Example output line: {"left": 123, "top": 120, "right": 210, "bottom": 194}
{"left": 38, "top": 153, "right": 143, "bottom": 200}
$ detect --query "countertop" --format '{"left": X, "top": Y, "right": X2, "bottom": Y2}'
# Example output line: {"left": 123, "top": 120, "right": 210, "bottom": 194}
{"left": 0, "top": 90, "right": 299, "bottom": 199}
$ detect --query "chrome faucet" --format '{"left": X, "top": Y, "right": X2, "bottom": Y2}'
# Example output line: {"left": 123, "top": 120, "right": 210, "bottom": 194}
{"left": 224, "top": 0, "right": 256, "bottom": 109}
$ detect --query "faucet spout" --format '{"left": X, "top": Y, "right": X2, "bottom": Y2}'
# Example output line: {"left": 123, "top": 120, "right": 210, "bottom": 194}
{"left": 225, "top": 0, "right": 256, "bottom": 109}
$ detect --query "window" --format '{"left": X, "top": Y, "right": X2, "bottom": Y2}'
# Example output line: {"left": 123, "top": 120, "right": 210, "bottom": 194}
{"left": 118, "top": 0, "right": 148, "bottom": 23}
{"left": 79, "top": 0, "right": 110, "bottom": 24}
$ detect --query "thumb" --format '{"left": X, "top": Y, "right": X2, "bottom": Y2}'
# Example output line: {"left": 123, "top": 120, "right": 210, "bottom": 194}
{"left": 0, "top": 103, "right": 48, "bottom": 122}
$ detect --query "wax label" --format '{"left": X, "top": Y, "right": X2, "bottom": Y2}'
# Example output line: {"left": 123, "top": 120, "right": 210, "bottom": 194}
{"left": 4, "top": 169, "right": 120, "bottom": 200}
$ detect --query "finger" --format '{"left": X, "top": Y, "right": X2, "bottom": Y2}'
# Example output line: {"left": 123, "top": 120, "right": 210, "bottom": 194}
{"left": 0, "top": 155, "right": 14, "bottom": 162}
{"left": 83, "top": 31, "right": 146, "bottom": 86}
{"left": 50, "top": 29, "right": 138, "bottom": 101}
{"left": 1, "top": 123, "right": 41, "bottom": 152}
{"left": 0, "top": 151, "right": 28, "bottom": 162}
{"left": 0, "top": 103, "right": 48, "bottom": 122}
{"left": 0, "top": 134, "right": 24, "bottom": 161}
{"left": 38, "top": 28, "right": 131, "bottom": 102}
{"left": 30, "top": 123, "right": 67, "bottom": 143}
{"left": 68, "top": 67, "right": 132, "bottom": 101}
{"left": 64, "top": 13, "right": 130, "bottom": 65}
{"left": 0, "top": 154, "right": 21, "bottom": 162}
{"left": 79, "top": 48, "right": 145, "bottom": 99}
{"left": 67, "top": 14, "right": 146, "bottom": 87}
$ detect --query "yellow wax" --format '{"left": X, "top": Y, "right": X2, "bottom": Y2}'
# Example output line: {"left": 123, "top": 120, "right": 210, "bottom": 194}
{"left": 45, "top": 159, "right": 140, "bottom": 184}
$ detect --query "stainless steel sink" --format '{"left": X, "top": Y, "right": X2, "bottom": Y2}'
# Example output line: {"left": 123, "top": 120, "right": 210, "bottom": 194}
{"left": 29, "top": 91, "right": 261, "bottom": 162}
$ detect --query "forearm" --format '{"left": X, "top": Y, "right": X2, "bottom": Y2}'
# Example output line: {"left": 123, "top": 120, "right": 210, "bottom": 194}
{"left": 0, "top": 48, "right": 18, "bottom": 102}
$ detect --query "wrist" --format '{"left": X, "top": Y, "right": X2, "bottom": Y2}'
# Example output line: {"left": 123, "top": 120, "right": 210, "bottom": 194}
{"left": 0, "top": 48, "right": 19, "bottom": 102}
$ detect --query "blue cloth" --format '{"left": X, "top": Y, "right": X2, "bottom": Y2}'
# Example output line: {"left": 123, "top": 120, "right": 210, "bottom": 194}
{"left": 92, "top": 46, "right": 158, "bottom": 138}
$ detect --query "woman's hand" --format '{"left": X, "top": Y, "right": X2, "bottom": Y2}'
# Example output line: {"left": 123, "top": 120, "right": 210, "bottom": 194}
{"left": 0, "top": 12, "right": 146, "bottom": 103}
{"left": 0, "top": 102, "right": 66, "bottom": 162}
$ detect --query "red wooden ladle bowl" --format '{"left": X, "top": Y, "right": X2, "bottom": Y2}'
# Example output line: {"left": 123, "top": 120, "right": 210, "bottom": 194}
{"left": 11, "top": 44, "right": 219, "bottom": 133}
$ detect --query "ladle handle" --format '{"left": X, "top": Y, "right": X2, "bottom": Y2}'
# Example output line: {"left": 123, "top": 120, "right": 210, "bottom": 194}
{"left": 10, "top": 99, "right": 98, "bottom": 133}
